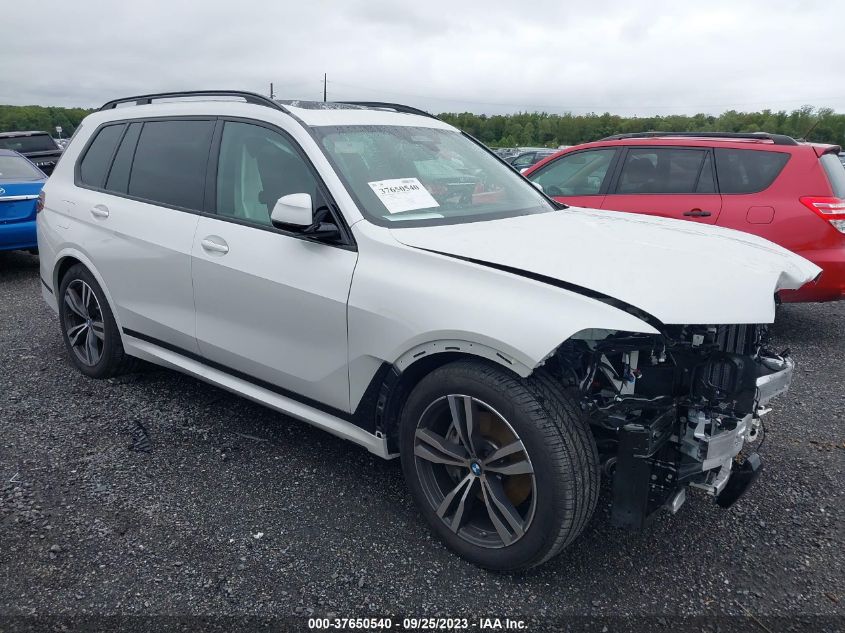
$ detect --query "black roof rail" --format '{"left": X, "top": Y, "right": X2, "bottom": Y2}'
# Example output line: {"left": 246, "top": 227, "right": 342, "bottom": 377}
{"left": 99, "top": 90, "right": 289, "bottom": 113}
{"left": 600, "top": 131, "right": 799, "bottom": 146}
{"left": 340, "top": 101, "right": 438, "bottom": 120}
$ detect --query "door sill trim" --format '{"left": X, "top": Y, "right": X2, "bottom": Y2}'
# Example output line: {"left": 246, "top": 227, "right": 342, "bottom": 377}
{"left": 121, "top": 330, "right": 394, "bottom": 459}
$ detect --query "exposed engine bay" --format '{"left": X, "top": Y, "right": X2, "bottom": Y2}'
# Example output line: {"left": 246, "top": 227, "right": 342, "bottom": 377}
{"left": 548, "top": 323, "right": 794, "bottom": 528}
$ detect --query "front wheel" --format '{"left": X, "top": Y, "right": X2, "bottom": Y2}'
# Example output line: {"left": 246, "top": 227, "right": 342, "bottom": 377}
{"left": 399, "top": 360, "right": 599, "bottom": 570}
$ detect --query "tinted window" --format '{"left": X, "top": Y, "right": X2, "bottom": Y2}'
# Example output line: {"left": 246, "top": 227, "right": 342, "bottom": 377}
{"left": 530, "top": 149, "right": 615, "bottom": 196}
{"left": 79, "top": 124, "right": 125, "bottom": 188}
{"left": 0, "top": 134, "right": 58, "bottom": 153}
{"left": 216, "top": 121, "right": 318, "bottom": 226}
{"left": 696, "top": 153, "right": 716, "bottom": 193}
{"left": 0, "top": 154, "right": 44, "bottom": 182}
{"left": 511, "top": 153, "right": 535, "bottom": 168}
{"left": 128, "top": 120, "right": 214, "bottom": 210}
{"left": 105, "top": 122, "right": 142, "bottom": 193}
{"left": 714, "top": 148, "right": 789, "bottom": 194}
{"left": 820, "top": 153, "right": 845, "bottom": 199}
{"left": 617, "top": 148, "right": 710, "bottom": 194}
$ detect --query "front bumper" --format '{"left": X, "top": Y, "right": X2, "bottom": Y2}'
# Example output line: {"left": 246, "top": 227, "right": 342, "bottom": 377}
{"left": 756, "top": 356, "right": 794, "bottom": 405}
{"left": 610, "top": 356, "right": 793, "bottom": 529}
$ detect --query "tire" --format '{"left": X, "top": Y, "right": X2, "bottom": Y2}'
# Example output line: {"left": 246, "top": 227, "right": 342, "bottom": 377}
{"left": 57, "top": 264, "right": 136, "bottom": 378}
{"left": 399, "top": 359, "right": 599, "bottom": 571}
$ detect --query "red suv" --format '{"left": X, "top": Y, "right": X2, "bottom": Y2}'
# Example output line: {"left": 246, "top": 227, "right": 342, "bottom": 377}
{"left": 524, "top": 132, "right": 845, "bottom": 302}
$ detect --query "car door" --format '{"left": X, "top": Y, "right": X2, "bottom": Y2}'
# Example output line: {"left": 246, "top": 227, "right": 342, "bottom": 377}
{"left": 527, "top": 147, "right": 618, "bottom": 209}
{"left": 191, "top": 119, "right": 357, "bottom": 413}
{"left": 601, "top": 146, "right": 722, "bottom": 224}
{"left": 73, "top": 118, "right": 211, "bottom": 354}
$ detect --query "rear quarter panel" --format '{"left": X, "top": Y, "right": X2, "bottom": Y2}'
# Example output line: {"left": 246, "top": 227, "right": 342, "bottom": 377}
{"left": 713, "top": 146, "right": 845, "bottom": 301}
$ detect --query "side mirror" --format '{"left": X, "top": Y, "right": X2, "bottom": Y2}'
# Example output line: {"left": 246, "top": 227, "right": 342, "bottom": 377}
{"left": 271, "top": 193, "right": 312, "bottom": 227}
{"left": 305, "top": 221, "right": 341, "bottom": 241}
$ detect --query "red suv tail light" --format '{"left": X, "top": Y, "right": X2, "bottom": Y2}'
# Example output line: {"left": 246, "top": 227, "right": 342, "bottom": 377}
{"left": 36, "top": 191, "right": 45, "bottom": 214}
{"left": 800, "top": 196, "right": 845, "bottom": 233}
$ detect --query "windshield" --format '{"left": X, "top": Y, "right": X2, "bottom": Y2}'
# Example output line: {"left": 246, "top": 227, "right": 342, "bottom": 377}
{"left": 0, "top": 155, "right": 44, "bottom": 182}
{"left": 315, "top": 125, "right": 555, "bottom": 226}
{"left": 0, "top": 134, "right": 58, "bottom": 153}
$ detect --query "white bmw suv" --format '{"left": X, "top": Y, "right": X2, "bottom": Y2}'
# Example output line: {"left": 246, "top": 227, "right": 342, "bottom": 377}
{"left": 38, "top": 91, "right": 819, "bottom": 570}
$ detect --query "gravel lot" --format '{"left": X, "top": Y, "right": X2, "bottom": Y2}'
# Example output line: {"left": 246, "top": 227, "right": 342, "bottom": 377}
{"left": 1, "top": 249, "right": 843, "bottom": 629}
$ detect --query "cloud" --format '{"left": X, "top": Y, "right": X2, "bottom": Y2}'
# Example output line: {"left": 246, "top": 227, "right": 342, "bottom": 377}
{"left": 1, "top": 0, "right": 842, "bottom": 115}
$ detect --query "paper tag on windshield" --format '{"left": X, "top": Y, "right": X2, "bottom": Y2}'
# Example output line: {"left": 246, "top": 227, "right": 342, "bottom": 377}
{"left": 368, "top": 178, "right": 439, "bottom": 214}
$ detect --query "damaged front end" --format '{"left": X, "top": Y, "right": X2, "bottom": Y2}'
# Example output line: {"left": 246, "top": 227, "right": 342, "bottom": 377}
{"left": 550, "top": 324, "right": 793, "bottom": 529}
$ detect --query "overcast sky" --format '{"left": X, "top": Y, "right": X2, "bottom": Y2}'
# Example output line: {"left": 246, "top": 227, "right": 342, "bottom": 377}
{"left": 4, "top": 0, "right": 843, "bottom": 115}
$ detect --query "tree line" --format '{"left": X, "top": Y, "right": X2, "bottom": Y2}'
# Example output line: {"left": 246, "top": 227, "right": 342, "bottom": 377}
{"left": 438, "top": 106, "right": 845, "bottom": 148}
{"left": 1, "top": 103, "right": 843, "bottom": 147}
{"left": 0, "top": 105, "right": 91, "bottom": 137}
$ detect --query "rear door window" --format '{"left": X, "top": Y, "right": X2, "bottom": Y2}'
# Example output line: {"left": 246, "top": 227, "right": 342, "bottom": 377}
{"left": 128, "top": 120, "right": 214, "bottom": 211}
{"left": 714, "top": 148, "right": 789, "bottom": 194}
{"left": 820, "top": 153, "right": 845, "bottom": 198}
{"left": 78, "top": 124, "right": 125, "bottom": 188}
{"left": 616, "top": 148, "right": 710, "bottom": 194}
{"left": 105, "top": 122, "right": 142, "bottom": 194}
{"left": 695, "top": 153, "right": 716, "bottom": 193}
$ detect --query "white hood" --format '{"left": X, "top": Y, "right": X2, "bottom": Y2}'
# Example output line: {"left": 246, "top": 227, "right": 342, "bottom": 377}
{"left": 390, "top": 207, "right": 822, "bottom": 325}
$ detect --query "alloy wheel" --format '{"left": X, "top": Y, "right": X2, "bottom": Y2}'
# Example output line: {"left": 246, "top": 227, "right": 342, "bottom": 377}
{"left": 413, "top": 395, "right": 537, "bottom": 548}
{"left": 62, "top": 279, "right": 105, "bottom": 366}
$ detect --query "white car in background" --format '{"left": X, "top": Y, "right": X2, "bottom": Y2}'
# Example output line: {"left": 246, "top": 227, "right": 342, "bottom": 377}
{"left": 37, "top": 91, "right": 819, "bottom": 570}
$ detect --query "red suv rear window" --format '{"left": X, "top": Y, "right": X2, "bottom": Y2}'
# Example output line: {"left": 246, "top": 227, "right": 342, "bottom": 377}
{"left": 714, "top": 148, "right": 789, "bottom": 194}
{"left": 819, "top": 153, "right": 845, "bottom": 198}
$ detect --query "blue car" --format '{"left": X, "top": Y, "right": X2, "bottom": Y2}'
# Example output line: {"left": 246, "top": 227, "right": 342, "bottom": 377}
{"left": 0, "top": 149, "right": 46, "bottom": 252}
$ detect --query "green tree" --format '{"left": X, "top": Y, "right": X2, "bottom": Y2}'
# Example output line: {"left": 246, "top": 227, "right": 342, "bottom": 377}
{"left": 439, "top": 106, "right": 845, "bottom": 147}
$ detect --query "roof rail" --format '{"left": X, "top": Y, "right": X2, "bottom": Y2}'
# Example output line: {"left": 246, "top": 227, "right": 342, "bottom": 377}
{"left": 99, "top": 90, "right": 289, "bottom": 113}
{"left": 600, "top": 131, "right": 799, "bottom": 146}
{"left": 340, "top": 101, "right": 438, "bottom": 120}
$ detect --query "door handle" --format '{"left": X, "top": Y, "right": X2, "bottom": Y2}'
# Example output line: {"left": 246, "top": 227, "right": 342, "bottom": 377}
{"left": 201, "top": 237, "right": 229, "bottom": 254}
{"left": 90, "top": 205, "right": 110, "bottom": 219}
{"left": 683, "top": 209, "right": 712, "bottom": 218}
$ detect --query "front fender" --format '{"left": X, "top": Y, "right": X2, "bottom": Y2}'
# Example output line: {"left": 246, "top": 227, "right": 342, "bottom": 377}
{"left": 347, "top": 223, "right": 658, "bottom": 409}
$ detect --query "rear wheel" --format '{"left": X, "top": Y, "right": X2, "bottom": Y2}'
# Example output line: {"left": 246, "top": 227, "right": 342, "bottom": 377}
{"left": 399, "top": 360, "right": 599, "bottom": 570}
{"left": 58, "top": 264, "right": 135, "bottom": 378}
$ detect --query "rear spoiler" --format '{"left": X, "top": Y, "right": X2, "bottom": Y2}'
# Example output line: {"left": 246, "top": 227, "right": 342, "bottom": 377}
{"left": 812, "top": 144, "right": 842, "bottom": 157}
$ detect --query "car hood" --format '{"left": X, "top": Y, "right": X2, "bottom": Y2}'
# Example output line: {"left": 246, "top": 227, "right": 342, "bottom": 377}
{"left": 389, "top": 207, "right": 822, "bottom": 325}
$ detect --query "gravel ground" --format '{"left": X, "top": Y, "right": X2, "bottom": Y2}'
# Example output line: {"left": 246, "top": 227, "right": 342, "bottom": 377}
{"left": 1, "top": 249, "right": 843, "bottom": 630}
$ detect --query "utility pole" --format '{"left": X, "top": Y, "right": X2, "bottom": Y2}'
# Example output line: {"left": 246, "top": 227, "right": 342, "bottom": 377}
{"left": 269, "top": 82, "right": 274, "bottom": 99}
{"left": 323, "top": 73, "right": 327, "bottom": 102}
